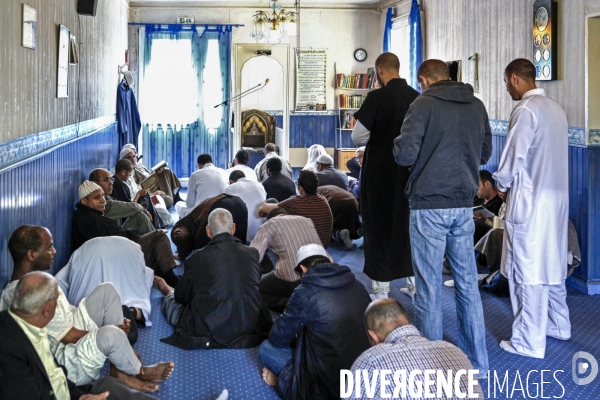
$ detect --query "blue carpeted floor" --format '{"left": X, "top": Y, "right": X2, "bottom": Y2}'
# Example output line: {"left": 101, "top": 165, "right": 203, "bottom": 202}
{"left": 104, "top": 194, "right": 600, "bottom": 399}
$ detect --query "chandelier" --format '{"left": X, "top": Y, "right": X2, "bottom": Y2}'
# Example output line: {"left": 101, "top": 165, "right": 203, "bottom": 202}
{"left": 251, "top": 0, "right": 299, "bottom": 44}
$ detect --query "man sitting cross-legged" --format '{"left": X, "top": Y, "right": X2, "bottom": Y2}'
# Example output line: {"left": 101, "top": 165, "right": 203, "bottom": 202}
{"left": 259, "top": 170, "right": 333, "bottom": 248}
{"left": 156, "top": 208, "right": 273, "bottom": 350}
{"left": 348, "top": 299, "right": 483, "bottom": 398}
{"left": 250, "top": 208, "right": 325, "bottom": 312}
{"left": 259, "top": 244, "right": 371, "bottom": 399}
{"left": 72, "top": 180, "right": 179, "bottom": 286}
{"left": 0, "top": 271, "right": 159, "bottom": 400}
{"left": 0, "top": 226, "right": 174, "bottom": 391}
{"left": 261, "top": 158, "right": 296, "bottom": 202}
{"left": 89, "top": 168, "right": 155, "bottom": 235}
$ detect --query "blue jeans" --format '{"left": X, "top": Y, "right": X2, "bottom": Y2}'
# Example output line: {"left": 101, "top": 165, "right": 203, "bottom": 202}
{"left": 410, "top": 208, "right": 489, "bottom": 376}
{"left": 259, "top": 340, "right": 293, "bottom": 376}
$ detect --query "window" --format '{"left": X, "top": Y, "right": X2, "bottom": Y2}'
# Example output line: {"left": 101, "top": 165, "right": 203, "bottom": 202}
{"left": 142, "top": 37, "right": 197, "bottom": 125}
{"left": 391, "top": 14, "right": 410, "bottom": 81}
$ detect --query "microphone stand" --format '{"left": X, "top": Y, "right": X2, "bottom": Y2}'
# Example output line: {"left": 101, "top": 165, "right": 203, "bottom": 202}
{"left": 214, "top": 81, "right": 267, "bottom": 108}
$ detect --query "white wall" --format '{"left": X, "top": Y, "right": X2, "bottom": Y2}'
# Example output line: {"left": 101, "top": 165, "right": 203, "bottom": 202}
{"left": 129, "top": 6, "right": 382, "bottom": 109}
{"left": 0, "top": 0, "right": 129, "bottom": 142}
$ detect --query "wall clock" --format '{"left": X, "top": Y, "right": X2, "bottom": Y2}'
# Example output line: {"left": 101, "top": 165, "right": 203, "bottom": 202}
{"left": 354, "top": 48, "right": 367, "bottom": 62}
{"left": 532, "top": 0, "right": 557, "bottom": 81}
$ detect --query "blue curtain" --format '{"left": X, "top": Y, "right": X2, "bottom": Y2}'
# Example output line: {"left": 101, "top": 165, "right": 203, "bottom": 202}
{"left": 408, "top": 0, "right": 423, "bottom": 91}
{"left": 383, "top": 8, "right": 393, "bottom": 52}
{"left": 141, "top": 25, "right": 232, "bottom": 178}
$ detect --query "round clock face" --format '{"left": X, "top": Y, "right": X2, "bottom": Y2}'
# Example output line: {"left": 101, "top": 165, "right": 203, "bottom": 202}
{"left": 543, "top": 49, "right": 550, "bottom": 61}
{"left": 354, "top": 48, "right": 367, "bottom": 62}
{"left": 534, "top": 50, "right": 542, "bottom": 62}
{"left": 536, "top": 65, "right": 541, "bottom": 78}
{"left": 536, "top": 7, "right": 549, "bottom": 31}
{"left": 543, "top": 33, "right": 550, "bottom": 46}
{"left": 534, "top": 34, "right": 541, "bottom": 47}
{"left": 543, "top": 64, "right": 550, "bottom": 78}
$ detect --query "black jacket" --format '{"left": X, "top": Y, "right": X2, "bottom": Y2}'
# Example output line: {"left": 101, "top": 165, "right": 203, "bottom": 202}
{"left": 162, "top": 233, "right": 272, "bottom": 350}
{"left": 316, "top": 166, "right": 348, "bottom": 191}
{"left": 72, "top": 202, "right": 139, "bottom": 250}
{"left": 271, "top": 263, "right": 371, "bottom": 399}
{"left": 0, "top": 310, "right": 89, "bottom": 400}
{"left": 262, "top": 172, "right": 296, "bottom": 202}
{"left": 394, "top": 80, "right": 492, "bottom": 210}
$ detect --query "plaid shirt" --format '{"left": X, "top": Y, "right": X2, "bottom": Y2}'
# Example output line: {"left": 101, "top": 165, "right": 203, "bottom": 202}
{"left": 349, "top": 325, "right": 484, "bottom": 399}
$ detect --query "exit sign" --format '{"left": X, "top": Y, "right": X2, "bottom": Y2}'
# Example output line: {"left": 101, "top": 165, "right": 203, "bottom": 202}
{"left": 178, "top": 17, "right": 194, "bottom": 23}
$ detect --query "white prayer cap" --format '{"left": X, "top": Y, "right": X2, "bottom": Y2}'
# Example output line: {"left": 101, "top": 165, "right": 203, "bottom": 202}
{"left": 295, "top": 244, "right": 329, "bottom": 271}
{"left": 78, "top": 180, "right": 103, "bottom": 200}
{"left": 316, "top": 154, "right": 334, "bottom": 165}
{"left": 120, "top": 148, "right": 134, "bottom": 160}
{"left": 356, "top": 146, "right": 366, "bottom": 153}
{"left": 122, "top": 144, "right": 136, "bottom": 150}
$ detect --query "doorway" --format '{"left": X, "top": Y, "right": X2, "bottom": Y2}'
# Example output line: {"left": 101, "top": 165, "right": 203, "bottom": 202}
{"left": 233, "top": 44, "right": 290, "bottom": 159}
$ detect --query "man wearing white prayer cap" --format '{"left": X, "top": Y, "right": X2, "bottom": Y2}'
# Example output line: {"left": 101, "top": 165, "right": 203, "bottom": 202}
{"left": 315, "top": 153, "right": 348, "bottom": 191}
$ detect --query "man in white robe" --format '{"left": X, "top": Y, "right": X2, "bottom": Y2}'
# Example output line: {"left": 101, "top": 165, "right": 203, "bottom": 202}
{"left": 494, "top": 58, "right": 571, "bottom": 359}
{"left": 56, "top": 236, "right": 154, "bottom": 324}
{"left": 224, "top": 170, "right": 267, "bottom": 242}
{"left": 176, "top": 153, "right": 229, "bottom": 217}
{"left": 227, "top": 149, "right": 258, "bottom": 181}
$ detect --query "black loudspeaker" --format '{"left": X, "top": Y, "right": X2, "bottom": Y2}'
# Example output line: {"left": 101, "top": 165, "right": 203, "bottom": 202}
{"left": 77, "top": 0, "right": 98, "bottom": 16}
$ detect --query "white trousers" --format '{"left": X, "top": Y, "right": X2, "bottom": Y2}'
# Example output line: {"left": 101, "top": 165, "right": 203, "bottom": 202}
{"left": 508, "top": 279, "right": 571, "bottom": 358}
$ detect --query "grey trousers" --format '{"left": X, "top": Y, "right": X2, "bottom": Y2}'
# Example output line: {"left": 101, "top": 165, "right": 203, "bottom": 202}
{"left": 122, "top": 210, "right": 155, "bottom": 235}
{"left": 161, "top": 292, "right": 183, "bottom": 327}
{"left": 90, "top": 377, "right": 157, "bottom": 399}
{"left": 83, "top": 283, "right": 142, "bottom": 375}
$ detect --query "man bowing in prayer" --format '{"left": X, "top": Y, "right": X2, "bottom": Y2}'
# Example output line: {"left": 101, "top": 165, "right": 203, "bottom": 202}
{"left": 351, "top": 52, "right": 419, "bottom": 299}
{"left": 494, "top": 58, "right": 570, "bottom": 358}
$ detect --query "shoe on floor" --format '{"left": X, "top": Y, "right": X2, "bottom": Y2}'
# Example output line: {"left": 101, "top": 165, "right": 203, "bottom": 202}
{"left": 499, "top": 340, "right": 544, "bottom": 359}
{"left": 442, "top": 258, "right": 451, "bottom": 274}
{"left": 370, "top": 293, "right": 388, "bottom": 301}
{"left": 215, "top": 389, "right": 229, "bottom": 400}
{"left": 339, "top": 229, "right": 353, "bottom": 251}
{"left": 399, "top": 287, "right": 416, "bottom": 299}
{"left": 443, "top": 280, "right": 455, "bottom": 287}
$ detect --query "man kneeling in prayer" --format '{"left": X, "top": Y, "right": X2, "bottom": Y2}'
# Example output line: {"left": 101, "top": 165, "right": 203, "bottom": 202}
{"left": 155, "top": 208, "right": 272, "bottom": 350}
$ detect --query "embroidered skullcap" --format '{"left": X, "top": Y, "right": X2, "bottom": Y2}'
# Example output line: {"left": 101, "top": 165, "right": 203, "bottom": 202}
{"left": 295, "top": 244, "right": 329, "bottom": 270}
{"left": 122, "top": 144, "right": 136, "bottom": 150}
{"left": 120, "top": 148, "right": 134, "bottom": 160}
{"left": 357, "top": 146, "right": 366, "bottom": 152}
{"left": 78, "top": 180, "right": 103, "bottom": 200}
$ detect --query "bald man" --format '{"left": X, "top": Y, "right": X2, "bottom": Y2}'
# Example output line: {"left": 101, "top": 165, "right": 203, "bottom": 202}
{"left": 351, "top": 52, "right": 419, "bottom": 299}
{"left": 348, "top": 299, "right": 483, "bottom": 398}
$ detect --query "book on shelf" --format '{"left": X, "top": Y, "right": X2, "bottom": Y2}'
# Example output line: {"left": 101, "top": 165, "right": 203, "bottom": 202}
{"left": 335, "top": 70, "right": 380, "bottom": 89}
{"left": 338, "top": 94, "right": 367, "bottom": 109}
{"left": 340, "top": 110, "right": 356, "bottom": 129}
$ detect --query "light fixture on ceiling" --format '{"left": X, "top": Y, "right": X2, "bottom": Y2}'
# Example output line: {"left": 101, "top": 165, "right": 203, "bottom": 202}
{"left": 251, "top": 0, "right": 299, "bottom": 45}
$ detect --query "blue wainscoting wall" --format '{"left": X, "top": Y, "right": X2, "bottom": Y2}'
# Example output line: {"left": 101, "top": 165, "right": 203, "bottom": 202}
{"left": 0, "top": 120, "right": 119, "bottom": 289}
{"left": 483, "top": 121, "right": 600, "bottom": 295}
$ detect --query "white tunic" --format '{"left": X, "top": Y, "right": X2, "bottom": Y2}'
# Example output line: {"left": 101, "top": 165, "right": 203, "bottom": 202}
{"left": 1, "top": 281, "right": 105, "bottom": 385}
{"left": 55, "top": 236, "right": 153, "bottom": 324}
{"left": 226, "top": 164, "right": 258, "bottom": 181}
{"left": 493, "top": 88, "right": 569, "bottom": 285}
{"left": 224, "top": 177, "right": 268, "bottom": 242}
{"left": 177, "top": 163, "right": 228, "bottom": 217}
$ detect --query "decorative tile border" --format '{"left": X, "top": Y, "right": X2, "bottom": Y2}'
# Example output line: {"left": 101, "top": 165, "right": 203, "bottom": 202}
{"left": 588, "top": 130, "right": 600, "bottom": 147}
{"left": 0, "top": 115, "right": 116, "bottom": 169}
{"left": 489, "top": 119, "right": 588, "bottom": 147}
{"left": 568, "top": 127, "right": 587, "bottom": 147}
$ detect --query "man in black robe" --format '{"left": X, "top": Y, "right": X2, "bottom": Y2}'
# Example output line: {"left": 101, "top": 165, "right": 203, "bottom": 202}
{"left": 351, "top": 52, "right": 419, "bottom": 299}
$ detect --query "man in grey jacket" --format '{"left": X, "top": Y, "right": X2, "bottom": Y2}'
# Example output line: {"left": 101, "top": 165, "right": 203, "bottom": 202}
{"left": 393, "top": 59, "right": 492, "bottom": 379}
{"left": 89, "top": 168, "right": 155, "bottom": 235}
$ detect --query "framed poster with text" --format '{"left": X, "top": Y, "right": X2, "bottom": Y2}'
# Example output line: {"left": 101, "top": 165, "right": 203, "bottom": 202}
{"left": 295, "top": 49, "right": 327, "bottom": 111}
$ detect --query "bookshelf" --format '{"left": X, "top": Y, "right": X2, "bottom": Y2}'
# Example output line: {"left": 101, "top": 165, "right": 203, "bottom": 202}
{"left": 333, "top": 62, "right": 378, "bottom": 153}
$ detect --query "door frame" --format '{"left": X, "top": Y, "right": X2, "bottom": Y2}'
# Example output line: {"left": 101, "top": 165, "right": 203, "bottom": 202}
{"left": 233, "top": 43, "right": 291, "bottom": 160}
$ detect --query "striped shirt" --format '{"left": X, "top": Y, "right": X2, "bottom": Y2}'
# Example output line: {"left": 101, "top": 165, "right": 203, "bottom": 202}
{"left": 250, "top": 215, "right": 324, "bottom": 282}
{"left": 350, "top": 325, "right": 484, "bottom": 399}
{"left": 278, "top": 194, "right": 333, "bottom": 248}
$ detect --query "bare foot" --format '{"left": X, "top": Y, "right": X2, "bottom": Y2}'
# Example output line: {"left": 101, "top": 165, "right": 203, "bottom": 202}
{"left": 111, "top": 365, "right": 159, "bottom": 392}
{"left": 262, "top": 367, "right": 277, "bottom": 387}
{"left": 153, "top": 276, "right": 174, "bottom": 296}
{"left": 138, "top": 362, "right": 175, "bottom": 382}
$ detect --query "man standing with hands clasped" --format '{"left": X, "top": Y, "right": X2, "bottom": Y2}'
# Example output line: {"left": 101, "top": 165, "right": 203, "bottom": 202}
{"left": 494, "top": 58, "right": 570, "bottom": 359}
{"left": 394, "top": 59, "right": 491, "bottom": 378}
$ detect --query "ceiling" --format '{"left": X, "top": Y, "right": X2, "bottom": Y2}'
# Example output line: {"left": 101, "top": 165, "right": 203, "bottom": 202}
{"left": 128, "top": 0, "right": 384, "bottom": 7}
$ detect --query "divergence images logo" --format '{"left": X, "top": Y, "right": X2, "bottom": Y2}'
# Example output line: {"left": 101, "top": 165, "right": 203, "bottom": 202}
{"left": 572, "top": 351, "right": 598, "bottom": 385}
